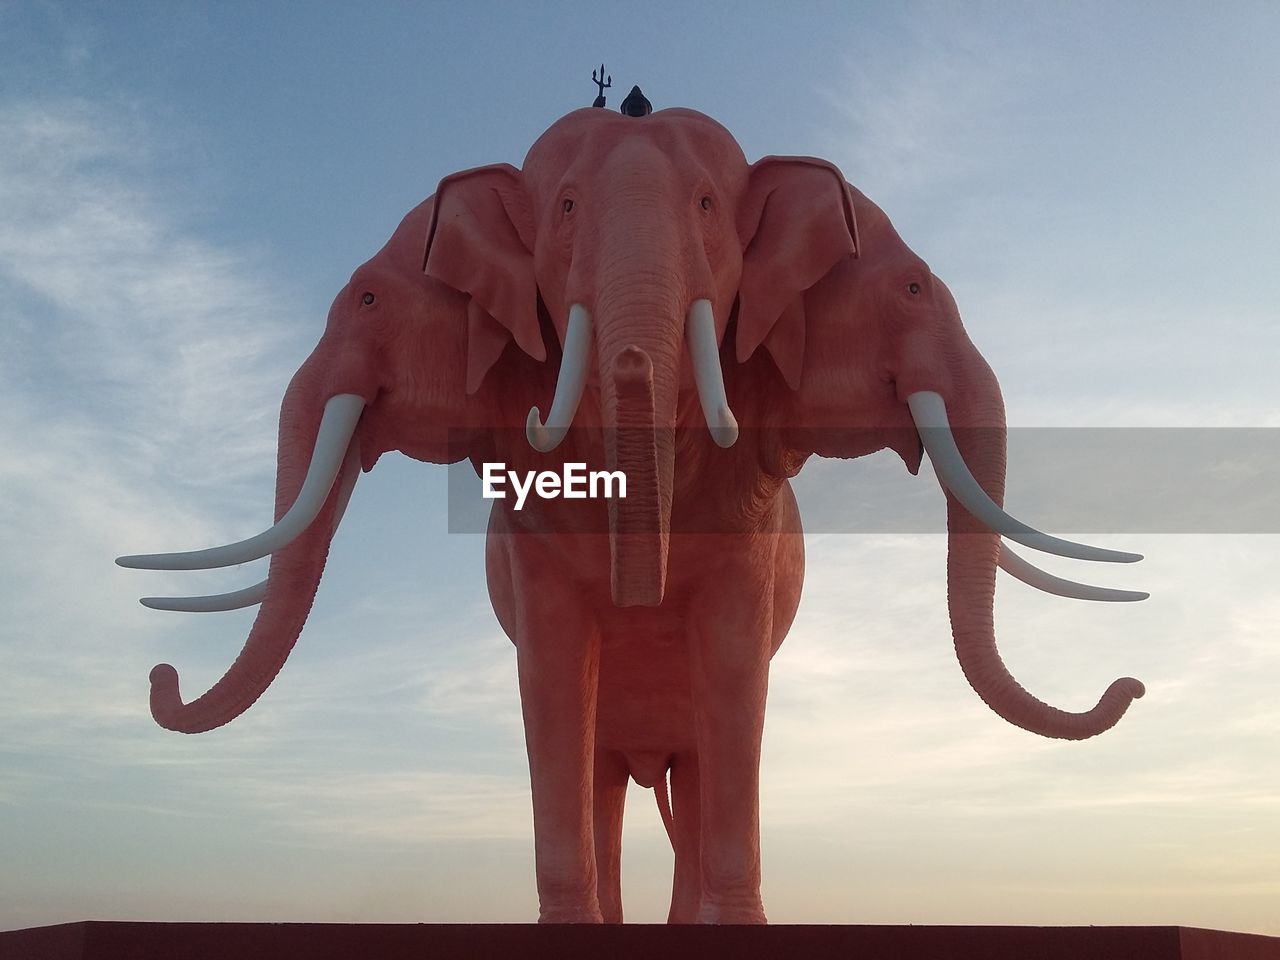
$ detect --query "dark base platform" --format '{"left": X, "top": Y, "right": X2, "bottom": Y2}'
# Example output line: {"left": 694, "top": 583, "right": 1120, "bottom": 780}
{"left": 3, "top": 921, "right": 1278, "bottom": 960}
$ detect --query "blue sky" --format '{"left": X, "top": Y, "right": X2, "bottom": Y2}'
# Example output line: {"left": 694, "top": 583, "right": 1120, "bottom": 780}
{"left": 1, "top": 1, "right": 1278, "bottom": 933}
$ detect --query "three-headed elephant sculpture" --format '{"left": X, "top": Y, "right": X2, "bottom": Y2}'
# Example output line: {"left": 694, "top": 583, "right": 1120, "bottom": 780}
{"left": 119, "top": 103, "right": 1146, "bottom": 925}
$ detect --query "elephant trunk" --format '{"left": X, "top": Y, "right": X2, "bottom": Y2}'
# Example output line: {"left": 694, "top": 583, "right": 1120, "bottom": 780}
{"left": 576, "top": 172, "right": 689, "bottom": 607}
{"left": 595, "top": 274, "right": 681, "bottom": 606}
{"left": 607, "top": 345, "right": 668, "bottom": 605}
{"left": 940, "top": 355, "right": 1144, "bottom": 740}
{"left": 149, "top": 359, "right": 358, "bottom": 733}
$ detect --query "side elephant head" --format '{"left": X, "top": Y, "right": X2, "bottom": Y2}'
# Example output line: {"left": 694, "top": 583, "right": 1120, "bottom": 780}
{"left": 424, "top": 107, "right": 857, "bottom": 606}
{"left": 777, "top": 184, "right": 1147, "bottom": 741}
{"left": 117, "top": 197, "right": 546, "bottom": 733}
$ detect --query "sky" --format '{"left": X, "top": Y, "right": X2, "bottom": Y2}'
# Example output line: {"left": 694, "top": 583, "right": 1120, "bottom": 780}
{"left": 1, "top": 0, "right": 1278, "bottom": 935}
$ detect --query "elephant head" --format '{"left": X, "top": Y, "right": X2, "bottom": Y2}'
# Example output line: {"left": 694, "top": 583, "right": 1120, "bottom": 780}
{"left": 779, "top": 184, "right": 1146, "bottom": 740}
{"left": 117, "top": 197, "right": 546, "bottom": 733}
{"left": 424, "top": 107, "right": 857, "bottom": 605}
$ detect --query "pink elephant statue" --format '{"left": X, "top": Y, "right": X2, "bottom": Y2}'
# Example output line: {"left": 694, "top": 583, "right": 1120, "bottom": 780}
{"left": 119, "top": 104, "right": 1146, "bottom": 925}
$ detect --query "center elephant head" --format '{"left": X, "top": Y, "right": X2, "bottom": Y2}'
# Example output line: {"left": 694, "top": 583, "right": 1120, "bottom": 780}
{"left": 424, "top": 107, "right": 858, "bottom": 605}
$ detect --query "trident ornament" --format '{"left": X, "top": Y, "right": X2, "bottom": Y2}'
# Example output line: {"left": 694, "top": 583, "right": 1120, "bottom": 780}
{"left": 591, "top": 63, "right": 612, "bottom": 108}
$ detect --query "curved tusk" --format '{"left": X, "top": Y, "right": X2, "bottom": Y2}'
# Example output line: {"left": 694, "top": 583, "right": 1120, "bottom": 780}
{"left": 136, "top": 440, "right": 362, "bottom": 612}
{"left": 907, "top": 391, "right": 1141, "bottom": 563}
{"left": 142, "top": 580, "right": 268, "bottom": 613}
{"left": 999, "top": 544, "right": 1148, "bottom": 602}
{"left": 527, "top": 303, "right": 592, "bottom": 452}
{"left": 686, "top": 299, "right": 738, "bottom": 448}
{"left": 116, "top": 393, "right": 365, "bottom": 570}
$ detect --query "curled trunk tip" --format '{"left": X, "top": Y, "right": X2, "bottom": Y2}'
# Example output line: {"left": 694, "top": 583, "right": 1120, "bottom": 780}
{"left": 148, "top": 663, "right": 183, "bottom": 730}
{"left": 963, "top": 663, "right": 1146, "bottom": 741}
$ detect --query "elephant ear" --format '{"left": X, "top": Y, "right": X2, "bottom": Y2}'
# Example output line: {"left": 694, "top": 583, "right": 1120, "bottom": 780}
{"left": 424, "top": 163, "right": 546, "bottom": 389}
{"left": 736, "top": 156, "right": 859, "bottom": 389}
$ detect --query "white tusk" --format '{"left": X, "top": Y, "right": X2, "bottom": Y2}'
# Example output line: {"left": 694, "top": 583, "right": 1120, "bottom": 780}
{"left": 327, "top": 436, "right": 361, "bottom": 532}
{"left": 999, "top": 544, "right": 1148, "bottom": 602}
{"left": 527, "top": 303, "right": 592, "bottom": 452}
{"left": 686, "top": 299, "right": 738, "bottom": 448}
{"left": 907, "top": 390, "right": 1142, "bottom": 563}
{"left": 136, "top": 441, "right": 362, "bottom": 613}
{"left": 116, "top": 393, "right": 365, "bottom": 570}
{"left": 141, "top": 580, "right": 268, "bottom": 613}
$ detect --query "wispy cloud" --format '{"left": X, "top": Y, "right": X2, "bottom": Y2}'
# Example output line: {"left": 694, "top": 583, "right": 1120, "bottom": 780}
{"left": 810, "top": 6, "right": 1280, "bottom": 432}
{"left": 814, "top": 10, "right": 1040, "bottom": 207}
{"left": 0, "top": 98, "right": 307, "bottom": 773}
{"left": 0, "top": 99, "right": 296, "bottom": 490}
{"left": 762, "top": 532, "right": 1279, "bottom": 827}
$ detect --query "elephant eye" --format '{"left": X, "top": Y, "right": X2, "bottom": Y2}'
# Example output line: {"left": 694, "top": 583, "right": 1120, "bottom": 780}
{"left": 700, "top": 196, "right": 712, "bottom": 210}
{"left": 563, "top": 198, "right": 574, "bottom": 214}
{"left": 907, "top": 282, "right": 921, "bottom": 295}
{"left": 362, "top": 292, "right": 375, "bottom": 305}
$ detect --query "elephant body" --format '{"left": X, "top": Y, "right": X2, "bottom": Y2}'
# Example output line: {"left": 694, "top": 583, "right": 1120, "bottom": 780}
{"left": 482, "top": 394, "right": 806, "bottom": 923}
{"left": 120, "top": 105, "right": 1145, "bottom": 926}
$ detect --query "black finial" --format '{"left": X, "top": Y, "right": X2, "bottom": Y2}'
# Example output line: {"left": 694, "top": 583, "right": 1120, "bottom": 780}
{"left": 591, "top": 64, "right": 612, "bottom": 108}
{"left": 620, "top": 85, "right": 652, "bottom": 117}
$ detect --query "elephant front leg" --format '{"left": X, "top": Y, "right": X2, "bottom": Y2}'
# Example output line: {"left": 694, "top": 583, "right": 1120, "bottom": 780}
{"left": 688, "top": 550, "right": 773, "bottom": 924}
{"left": 513, "top": 559, "right": 604, "bottom": 923}
{"left": 593, "top": 749, "right": 629, "bottom": 923}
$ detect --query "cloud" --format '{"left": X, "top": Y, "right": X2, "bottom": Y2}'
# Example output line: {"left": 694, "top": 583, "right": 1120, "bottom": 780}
{"left": 761, "top": 530, "right": 1279, "bottom": 821}
{"left": 814, "top": 9, "right": 1041, "bottom": 207}
{"left": 0, "top": 99, "right": 298, "bottom": 490}
{"left": 806, "top": 4, "right": 1280, "bottom": 438}
{"left": 0, "top": 98, "right": 310, "bottom": 775}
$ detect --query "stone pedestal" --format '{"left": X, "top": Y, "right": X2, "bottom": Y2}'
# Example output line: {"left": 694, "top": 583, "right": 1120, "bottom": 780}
{"left": 3, "top": 922, "right": 1278, "bottom": 960}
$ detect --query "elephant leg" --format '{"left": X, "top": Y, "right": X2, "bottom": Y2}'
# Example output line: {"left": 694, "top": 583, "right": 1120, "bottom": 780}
{"left": 688, "top": 540, "right": 773, "bottom": 924}
{"left": 593, "top": 749, "right": 629, "bottom": 923}
{"left": 512, "top": 540, "right": 603, "bottom": 923}
{"left": 667, "top": 751, "right": 702, "bottom": 924}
